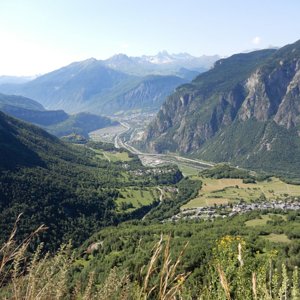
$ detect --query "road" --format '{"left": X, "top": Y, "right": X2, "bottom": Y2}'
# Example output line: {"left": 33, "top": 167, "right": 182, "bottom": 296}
{"left": 114, "top": 123, "right": 214, "bottom": 169}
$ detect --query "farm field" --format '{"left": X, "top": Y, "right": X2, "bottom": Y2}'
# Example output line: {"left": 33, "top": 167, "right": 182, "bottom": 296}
{"left": 103, "top": 150, "right": 132, "bottom": 162}
{"left": 90, "top": 147, "right": 132, "bottom": 162}
{"left": 89, "top": 124, "right": 127, "bottom": 143}
{"left": 245, "top": 214, "right": 287, "bottom": 227}
{"left": 182, "top": 177, "right": 300, "bottom": 209}
{"left": 116, "top": 187, "right": 161, "bottom": 212}
{"left": 115, "top": 186, "right": 175, "bottom": 212}
{"left": 177, "top": 164, "right": 201, "bottom": 177}
{"left": 262, "top": 233, "right": 291, "bottom": 244}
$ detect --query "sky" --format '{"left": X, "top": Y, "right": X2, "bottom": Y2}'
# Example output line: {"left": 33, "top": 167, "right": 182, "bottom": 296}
{"left": 0, "top": 0, "right": 300, "bottom": 76}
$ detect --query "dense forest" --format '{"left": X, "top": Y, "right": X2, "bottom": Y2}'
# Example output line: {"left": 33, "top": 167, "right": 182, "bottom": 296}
{"left": 0, "top": 112, "right": 299, "bottom": 299}
{"left": 73, "top": 210, "right": 300, "bottom": 298}
{"left": 1, "top": 209, "right": 299, "bottom": 299}
{"left": 0, "top": 112, "right": 182, "bottom": 250}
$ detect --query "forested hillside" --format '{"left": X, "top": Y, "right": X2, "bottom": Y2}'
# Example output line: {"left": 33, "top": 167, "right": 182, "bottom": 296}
{"left": 0, "top": 59, "right": 190, "bottom": 115}
{"left": 0, "top": 112, "right": 182, "bottom": 250}
{"left": 143, "top": 40, "right": 300, "bottom": 178}
{"left": 0, "top": 93, "right": 117, "bottom": 137}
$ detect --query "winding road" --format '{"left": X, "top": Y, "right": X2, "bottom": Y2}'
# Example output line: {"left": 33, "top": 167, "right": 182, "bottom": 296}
{"left": 114, "top": 122, "right": 214, "bottom": 170}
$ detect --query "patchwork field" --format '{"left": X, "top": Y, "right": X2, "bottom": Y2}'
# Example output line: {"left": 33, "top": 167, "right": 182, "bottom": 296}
{"left": 262, "top": 233, "right": 291, "bottom": 244}
{"left": 89, "top": 124, "right": 128, "bottom": 143}
{"left": 182, "top": 177, "right": 300, "bottom": 209}
{"left": 245, "top": 214, "right": 287, "bottom": 227}
{"left": 116, "top": 187, "right": 163, "bottom": 212}
{"left": 177, "top": 164, "right": 201, "bottom": 177}
{"left": 91, "top": 147, "right": 132, "bottom": 162}
{"left": 103, "top": 150, "right": 132, "bottom": 162}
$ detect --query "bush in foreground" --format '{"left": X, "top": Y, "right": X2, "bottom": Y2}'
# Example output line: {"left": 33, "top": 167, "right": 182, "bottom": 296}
{"left": 0, "top": 219, "right": 299, "bottom": 299}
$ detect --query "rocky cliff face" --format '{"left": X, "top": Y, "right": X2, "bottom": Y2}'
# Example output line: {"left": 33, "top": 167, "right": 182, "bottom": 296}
{"left": 238, "top": 57, "right": 300, "bottom": 124}
{"left": 0, "top": 61, "right": 188, "bottom": 116}
{"left": 274, "top": 61, "right": 300, "bottom": 129}
{"left": 143, "top": 40, "right": 300, "bottom": 176}
{"left": 97, "top": 75, "right": 186, "bottom": 115}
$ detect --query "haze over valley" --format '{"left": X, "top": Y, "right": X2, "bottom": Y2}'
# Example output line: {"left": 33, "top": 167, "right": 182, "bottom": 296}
{"left": 0, "top": 1, "right": 300, "bottom": 298}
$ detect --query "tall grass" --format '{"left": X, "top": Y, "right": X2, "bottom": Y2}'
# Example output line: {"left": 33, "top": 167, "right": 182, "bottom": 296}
{"left": 139, "top": 235, "right": 190, "bottom": 299}
{"left": 0, "top": 220, "right": 299, "bottom": 299}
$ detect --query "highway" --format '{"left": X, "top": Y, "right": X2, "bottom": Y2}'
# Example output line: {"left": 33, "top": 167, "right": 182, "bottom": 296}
{"left": 114, "top": 123, "right": 214, "bottom": 169}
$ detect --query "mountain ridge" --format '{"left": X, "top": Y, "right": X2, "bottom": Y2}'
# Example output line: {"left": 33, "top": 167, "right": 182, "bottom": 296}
{"left": 0, "top": 111, "right": 182, "bottom": 250}
{"left": 103, "top": 51, "right": 219, "bottom": 75}
{"left": 0, "top": 93, "right": 117, "bottom": 137}
{"left": 142, "top": 40, "right": 300, "bottom": 177}
{"left": 0, "top": 53, "right": 218, "bottom": 114}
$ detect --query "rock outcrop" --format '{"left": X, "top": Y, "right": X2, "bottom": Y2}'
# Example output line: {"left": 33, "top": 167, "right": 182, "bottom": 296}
{"left": 142, "top": 40, "right": 300, "bottom": 176}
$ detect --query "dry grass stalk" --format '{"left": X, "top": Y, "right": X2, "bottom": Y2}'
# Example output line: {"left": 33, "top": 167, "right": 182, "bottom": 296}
{"left": 291, "top": 266, "right": 299, "bottom": 300}
{"left": 72, "top": 279, "right": 82, "bottom": 300}
{"left": 24, "top": 243, "right": 47, "bottom": 300}
{"left": 96, "top": 267, "right": 130, "bottom": 300}
{"left": 142, "top": 235, "right": 163, "bottom": 297}
{"left": 141, "top": 234, "right": 189, "bottom": 300}
{"left": 83, "top": 271, "right": 95, "bottom": 300}
{"left": 0, "top": 214, "right": 47, "bottom": 289}
{"left": 279, "top": 263, "right": 289, "bottom": 300}
{"left": 217, "top": 264, "right": 231, "bottom": 300}
{"left": 237, "top": 242, "right": 244, "bottom": 267}
{"left": 252, "top": 272, "right": 257, "bottom": 300}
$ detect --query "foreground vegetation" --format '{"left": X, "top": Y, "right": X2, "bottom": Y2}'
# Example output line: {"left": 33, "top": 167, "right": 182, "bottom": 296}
{"left": 182, "top": 176, "right": 300, "bottom": 209}
{"left": 0, "top": 213, "right": 299, "bottom": 299}
{"left": 1, "top": 115, "right": 299, "bottom": 298}
{"left": 182, "top": 164, "right": 300, "bottom": 209}
{"left": 0, "top": 113, "right": 182, "bottom": 251}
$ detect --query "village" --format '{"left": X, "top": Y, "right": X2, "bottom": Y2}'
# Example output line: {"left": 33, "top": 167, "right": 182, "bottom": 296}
{"left": 169, "top": 199, "right": 300, "bottom": 221}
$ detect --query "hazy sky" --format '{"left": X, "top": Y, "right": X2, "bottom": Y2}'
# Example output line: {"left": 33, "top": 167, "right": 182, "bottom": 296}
{"left": 1, "top": 0, "right": 300, "bottom": 76}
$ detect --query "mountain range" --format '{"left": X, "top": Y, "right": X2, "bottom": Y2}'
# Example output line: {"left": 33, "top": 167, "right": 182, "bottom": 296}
{"left": 142, "top": 40, "right": 300, "bottom": 178}
{"left": 0, "top": 110, "right": 122, "bottom": 248}
{"left": 0, "top": 93, "right": 117, "bottom": 137}
{"left": 0, "top": 52, "right": 218, "bottom": 115}
{"left": 0, "top": 75, "right": 35, "bottom": 85}
{"left": 0, "top": 111, "right": 182, "bottom": 249}
{"left": 2, "top": 42, "right": 300, "bottom": 179}
{"left": 103, "top": 51, "right": 219, "bottom": 75}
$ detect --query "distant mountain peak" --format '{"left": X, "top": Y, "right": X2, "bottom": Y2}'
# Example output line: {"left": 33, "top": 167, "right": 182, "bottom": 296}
{"left": 85, "top": 57, "right": 97, "bottom": 62}
{"left": 106, "top": 53, "right": 134, "bottom": 65}
{"left": 79, "top": 57, "right": 98, "bottom": 66}
{"left": 142, "top": 40, "right": 300, "bottom": 177}
{"left": 78, "top": 57, "right": 97, "bottom": 64}
{"left": 109, "top": 53, "right": 130, "bottom": 60}
{"left": 0, "top": 52, "right": 220, "bottom": 114}
{"left": 144, "top": 51, "right": 174, "bottom": 64}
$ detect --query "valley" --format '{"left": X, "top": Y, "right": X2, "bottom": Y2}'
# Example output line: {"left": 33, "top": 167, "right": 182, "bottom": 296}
{"left": 89, "top": 117, "right": 214, "bottom": 172}
{"left": 174, "top": 176, "right": 300, "bottom": 221}
{"left": 1, "top": 34, "right": 300, "bottom": 298}
{"left": 143, "top": 41, "right": 300, "bottom": 179}
{"left": 183, "top": 177, "right": 300, "bottom": 209}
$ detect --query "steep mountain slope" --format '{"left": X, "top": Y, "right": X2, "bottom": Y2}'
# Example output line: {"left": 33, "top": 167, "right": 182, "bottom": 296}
{"left": 0, "top": 112, "right": 182, "bottom": 250}
{"left": 143, "top": 40, "right": 300, "bottom": 177}
{"left": 0, "top": 53, "right": 215, "bottom": 115}
{"left": 46, "top": 112, "right": 117, "bottom": 137}
{"left": 1, "top": 105, "right": 69, "bottom": 126}
{"left": 103, "top": 51, "right": 219, "bottom": 76}
{"left": 0, "top": 75, "right": 34, "bottom": 85}
{"left": 0, "top": 111, "right": 117, "bottom": 249}
{"left": 95, "top": 75, "right": 186, "bottom": 114}
{"left": 0, "top": 93, "right": 117, "bottom": 137}
{"left": 0, "top": 93, "right": 44, "bottom": 110}
{"left": 0, "top": 59, "right": 135, "bottom": 113}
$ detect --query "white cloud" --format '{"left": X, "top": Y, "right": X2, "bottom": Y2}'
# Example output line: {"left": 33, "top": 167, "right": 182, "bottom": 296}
{"left": 252, "top": 36, "right": 262, "bottom": 45}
